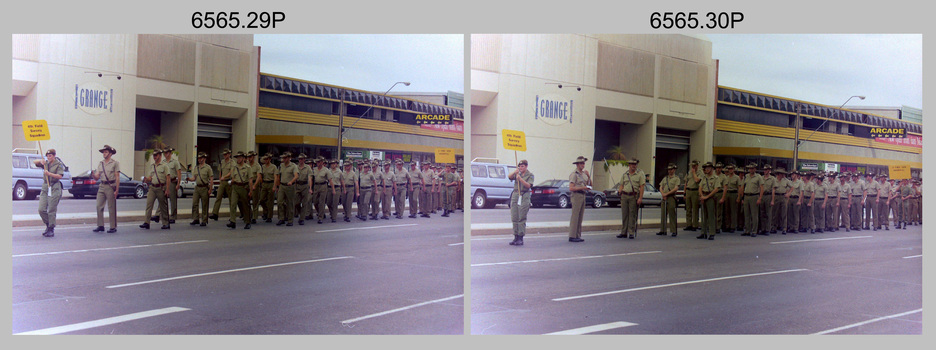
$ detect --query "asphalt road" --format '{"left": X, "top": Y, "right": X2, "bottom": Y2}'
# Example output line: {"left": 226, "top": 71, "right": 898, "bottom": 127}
{"left": 471, "top": 205, "right": 666, "bottom": 224}
{"left": 12, "top": 212, "right": 465, "bottom": 335}
{"left": 469, "top": 225, "right": 922, "bottom": 334}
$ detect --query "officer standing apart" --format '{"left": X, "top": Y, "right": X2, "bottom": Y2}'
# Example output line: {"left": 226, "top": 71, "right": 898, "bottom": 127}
{"left": 275, "top": 152, "right": 299, "bottom": 226}
{"left": 698, "top": 162, "right": 720, "bottom": 240}
{"left": 739, "top": 163, "right": 764, "bottom": 237}
{"left": 227, "top": 151, "right": 252, "bottom": 229}
{"left": 92, "top": 145, "right": 120, "bottom": 233}
{"left": 141, "top": 149, "right": 171, "bottom": 230}
{"left": 188, "top": 152, "right": 213, "bottom": 226}
{"left": 657, "top": 163, "right": 680, "bottom": 237}
{"left": 508, "top": 159, "right": 534, "bottom": 246}
{"left": 568, "top": 156, "right": 591, "bottom": 242}
{"left": 210, "top": 149, "right": 234, "bottom": 221}
{"left": 720, "top": 164, "right": 742, "bottom": 233}
{"left": 683, "top": 160, "right": 702, "bottom": 232}
{"left": 617, "top": 158, "right": 644, "bottom": 239}
{"left": 37, "top": 149, "right": 65, "bottom": 237}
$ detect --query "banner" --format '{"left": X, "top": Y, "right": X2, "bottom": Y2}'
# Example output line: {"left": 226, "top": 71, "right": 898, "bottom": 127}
{"left": 875, "top": 134, "right": 922, "bottom": 148}
{"left": 22, "top": 120, "right": 50, "bottom": 141}
{"left": 502, "top": 129, "right": 527, "bottom": 152}
{"left": 888, "top": 165, "right": 911, "bottom": 180}
{"left": 435, "top": 148, "right": 455, "bottom": 164}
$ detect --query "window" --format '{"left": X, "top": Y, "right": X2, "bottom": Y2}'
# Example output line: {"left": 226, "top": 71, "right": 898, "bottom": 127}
{"left": 488, "top": 165, "right": 506, "bottom": 179}
{"left": 28, "top": 157, "right": 42, "bottom": 169}
{"left": 471, "top": 165, "right": 488, "bottom": 178}
{"left": 12, "top": 156, "right": 27, "bottom": 169}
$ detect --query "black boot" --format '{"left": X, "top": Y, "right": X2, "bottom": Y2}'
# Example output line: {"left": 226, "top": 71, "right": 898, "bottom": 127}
{"left": 42, "top": 225, "right": 53, "bottom": 237}
{"left": 516, "top": 236, "right": 524, "bottom": 246}
{"left": 509, "top": 235, "right": 519, "bottom": 246}
{"left": 139, "top": 223, "right": 150, "bottom": 229}
{"left": 93, "top": 226, "right": 105, "bottom": 232}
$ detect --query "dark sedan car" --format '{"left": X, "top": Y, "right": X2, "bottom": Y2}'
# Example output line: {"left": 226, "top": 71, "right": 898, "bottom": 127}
{"left": 529, "top": 179, "right": 607, "bottom": 208}
{"left": 69, "top": 170, "right": 147, "bottom": 199}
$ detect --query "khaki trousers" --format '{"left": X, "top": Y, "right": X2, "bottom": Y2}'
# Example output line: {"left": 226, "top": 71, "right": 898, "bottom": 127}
{"left": 568, "top": 192, "right": 586, "bottom": 239}
{"left": 96, "top": 183, "right": 118, "bottom": 229}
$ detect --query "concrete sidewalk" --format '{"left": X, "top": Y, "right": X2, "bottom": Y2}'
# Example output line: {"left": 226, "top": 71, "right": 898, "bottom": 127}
{"left": 471, "top": 217, "right": 690, "bottom": 236}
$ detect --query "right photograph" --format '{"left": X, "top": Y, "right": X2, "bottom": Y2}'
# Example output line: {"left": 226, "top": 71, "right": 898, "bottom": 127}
{"left": 468, "top": 34, "right": 922, "bottom": 335}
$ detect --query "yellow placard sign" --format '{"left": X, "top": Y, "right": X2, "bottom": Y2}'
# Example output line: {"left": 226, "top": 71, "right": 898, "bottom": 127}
{"left": 23, "top": 120, "right": 51, "bottom": 141}
{"left": 888, "top": 165, "right": 911, "bottom": 180}
{"left": 502, "top": 129, "right": 526, "bottom": 152}
{"left": 435, "top": 148, "right": 455, "bottom": 164}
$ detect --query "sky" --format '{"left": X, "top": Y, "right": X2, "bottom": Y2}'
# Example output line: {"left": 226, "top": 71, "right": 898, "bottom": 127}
{"left": 707, "top": 34, "right": 922, "bottom": 110}
{"left": 254, "top": 34, "right": 464, "bottom": 95}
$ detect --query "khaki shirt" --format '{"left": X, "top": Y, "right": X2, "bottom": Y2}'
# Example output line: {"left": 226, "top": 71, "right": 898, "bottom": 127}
{"left": 423, "top": 169, "right": 438, "bottom": 189}
{"left": 408, "top": 168, "right": 423, "bottom": 185}
{"left": 619, "top": 169, "right": 646, "bottom": 194}
{"left": 220, "top": 158, "right": 234, "bottom": 180}
{"left": 741, "top": 173, "right": 764, "bottom": 195}
{"left": 296, "top": 164, "right": 312, "bottom": 185}
{"left": 43, "top": 158, "right": 65, "bottom": 188}
{"left": 866, "top": 180, "right": 880, "bottom": 196}
{"left": 359, "top": 171, "right": 376, "bottom": 188}
{"left": 261, "top": 163, "right": 277, "bottom": 182}
{"left": 278, "top": 162, "right": 299, "bottom": 185}
{"left": 838, "top": 182, "right": 851, "bottom": 198}
{"left": 147, "top": 161, "right": 171, "bottom": 186}
{"left": 804, "top": 181, "right": 816, "bottom": 198}
{"left": 230, "top": 163, "right": 251, "bottom": 184}
{"left": 813, "top": 180, "right": 826, "bottom": 198}
{"left": 248, "top": 162, "right": 261, "bottom": 181}
{"left": 659, "top": 174, "right": 680, "bottom": 194}
{"left": 826, "top": 182, "right": 839, "bottom": 199}
{"left": 193, "top": 163, "right": 214, "bottom": 186}
{"left": 374, "top": 169, "right": 386, "bottom": 187}
{"left": 723, "top": 174, "right": 742, "bottom": 191}
{"left": 329, "top": 168, "right": 341, "bottom": 186}
{"left": 790, "top": 179, "right": 805, "bottom": 197}
{"left": 341, "top": 170, "right": 358, "bottom": 188}
{"left": 311, "top": 166, "right": 329, "bottom": 185}
{"left": 850, "top": 180, "right": 865, "bottom": 195}
{"left": 700, "top": 173, "right": 720, "bottom": 195}
{"left": 442, "top": 171, "right": 458, "bottom": 187}
{"left": 392, "top": 168, "right": 409, "bottom": 186}
{"left": 96, "top": 158, "right": 120, "bottom": 184}
{"left": 773, "top": 178, "right": 791, "bottom": 196}
{"left": 877, "top": 181, "right": 891, "bottom": 198}
{"left": 762, "top": 175, "right": 776, "bottom": 195}
{"left": 899, "top": 185, "right": 912, "bottom": 198}
{"left": 684, "top": 167, "right": 703, "bottom": 189}
{"left": 163, "top": 157, "right": 182, "bottom": 181}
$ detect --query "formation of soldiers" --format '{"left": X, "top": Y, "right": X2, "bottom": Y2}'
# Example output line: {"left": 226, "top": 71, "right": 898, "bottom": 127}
{"left": 141, "top": 148, "right": 464, "bottom": 231}
{"left": 679, "top": 161, "right": 923, "bottom": 240}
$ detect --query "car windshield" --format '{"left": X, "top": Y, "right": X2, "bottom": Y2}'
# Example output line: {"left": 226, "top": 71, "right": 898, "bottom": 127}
{"left": 534, "top": 179, "right": 565, "bottom": 188}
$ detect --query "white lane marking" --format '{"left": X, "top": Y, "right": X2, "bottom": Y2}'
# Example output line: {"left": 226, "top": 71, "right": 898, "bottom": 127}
{"left": 770, "top": 236, "right": 872, "bottom": 244}
{"left": 545, "top": 321, "right": 639, "bottom": 335}
{"left": 812, "top": 308, "right": 923, "bottom": 335}
{"left": 553, "top": 269, "right": 809, "bottom": 301}
{"left": 14, "top": 306, "right": 190, "bottom": 335}
{"left": 341, "top": 294, "right": 463, "bottom": 324}
{"left": 902, "top": 255, "right": 922, "bottom": 259}
{"left": 106, "top": 256, "right": 353, "bottom": 289}
{"left": 316, "top": 224, "right": 418, "bottom": 233}
{"left": 448, "top": 242, "right": 465, "bottom": 246}
{"left": 13, "top": 240, "right": 209, "bottom": 258}
{"left": 472, "top": 251, "right": 662, "bottom": 267}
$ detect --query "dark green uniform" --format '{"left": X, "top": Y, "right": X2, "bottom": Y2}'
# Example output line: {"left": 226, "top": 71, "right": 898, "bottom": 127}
{"left": 658, "top": 173, "right": 680, "bottom": 235}
{"left": 38, "top": 157, "right": 65, "bottom": 231}
{"left": 510, "top": 169, "right": 534, "bottom": 237}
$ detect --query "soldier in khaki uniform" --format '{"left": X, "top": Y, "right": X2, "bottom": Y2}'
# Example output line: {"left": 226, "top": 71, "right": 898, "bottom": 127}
{"left": 257, "top": 154, "right": 278, "bottom": 222}
{"left": 824, "top": 173, "right": 840, "bottom": 231}
{"left": 720, "top": 164, "right": 742, "bottom": 233}
{"left": 784, "top": 171, "right": 805, "bottom": 233}
{"left": 508, "top": 159, "right": 534, "bottom": 245}
{"left": 714, "top": 163, "right": 726, "bottom": 232}
{"left": 899, "top": 179, "right": 913, "bottom": 229}
{"left": 457, "top": 168, "right": 465, "bottom": 211}
{"left": 431, "top": 165, "right": 441, "bottom": 213}
{"left": 568, "top": 156, "right": 591, "bottom": 242}
{"left": 759, "top": 165, "right": 775, "bottom": 234}
{"left": 247, "top": 151, "right": 262, "bottom": 224}
{"left": 226, "top": 151, "right": 252, "bottom": 229}
{"left": 407, "top": 162, "right": 422, "bottom": 218}
{"left": 442, "top": 163, "right": 458, "bottom": 217}
{"left": 141, "top": 149, "right": 171, "bottom": 230}
{"left": 888, "top": 179, "right": 902, "bottom": 229}
{"left": 771, "top": 168, "right": 791, "bottom": 234}
{"left": 210, "top": 149, "right": 234, "bottom": 221}
{"left": 837, "top": 173, "right": 852, "bottom": 232}
{"left": 376, "top": 160, "right": 389, "bottom": 219}
{"left": 799, "top": 172, "right": 814, "bottom": 232}
{"left": 308, "top": 157, "right": 328, "bottom": 224}
{"left": 874, "top": 174, "right": 891, "bottom": 230}
{"left": 275, "top": 153, "right": 299, "bottom": 226}
{"left": 358, "top": 163, "right": 376, "bottom": 220}
{"left": 162, "top": 147, "right": 182, "bottom": 224}
{"left": 38, "top": 149, "right": 65, "bottom": 237}
{"left": 340, "top": 161, "right": 359, "bottom": 222}
{"left": 616, "top": 158, "right": 645, "bottom": 239}
{"left": 188, "top": 152, "right": 214, "bottom": 226}
{"left": 684, "top": 160, "right": 703, "bottom": 231}
{"left": 698, "top": 162, "right": 720, "bottom": 240}
{"left": 739, "top": 163, "right": 764, "bottom": 237}
{"left": 326, "top": 160, "right": 341, "bottom": 223}
{"left": 862, "top": 173, "right": 876, "bottom": 229}
{"left": 657, "top": 163, "right": 680, "bottom": 237}
{"left": 809, "top": 174, "right": 828, "bottom": 233}
{"left": 93, "top": 145, "right": 120, "bottom": 233}
{"left": 849, "top": 173, "right": 865, "bottom": 231}
{"left": 419, "top": 162, "right": 434, "bottom": 218}
{"left": 294, "top": 155, "right": 312, "bottom": 224}
{"left": 392, "top": 159, "right": 409, "bottom": 219}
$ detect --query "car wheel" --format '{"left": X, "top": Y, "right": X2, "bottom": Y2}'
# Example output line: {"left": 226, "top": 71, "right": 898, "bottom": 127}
{"left": 134, "top": 186, "right": 146, "bottom": 199}
{"left": 13, "top": 182, "right": 27, "bottom": 200}
{"left": 178, "top": 187, "right": 185, "bottom": 198}
{"left": 558, "top": 195, "right": 570, "bottom": 208}
{"left": 472, "top": 191, "right": 487, "bottom": 209}
{"left": 592, "top": 196, "right": 604, "bottom": 208}
{"left": 73, "top": 194, "right": 85, "bottom": 199}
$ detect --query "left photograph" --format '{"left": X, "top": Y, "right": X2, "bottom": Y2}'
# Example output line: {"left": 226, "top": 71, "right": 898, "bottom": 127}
{"left": 12, "top": 34, "right": 465, "bottom": 335}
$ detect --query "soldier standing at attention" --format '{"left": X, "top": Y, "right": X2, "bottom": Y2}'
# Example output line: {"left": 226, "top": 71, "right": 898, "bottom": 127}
{"left": 657, "top": 163, "right": 680, "bottom": 237}
{"left": 441, "top": 163, "right": 458, "bottom": 217}
{"left": 308, "top": 157, "right": 326, "bottom": 224}
{"left": 683, "top": 160, "right": 702, "bottom": 232}
{"left": 771, "top": 168, "right": 791, "bottom": 234}
{"left": 810, "top": 173, "right": 828, "bottom": 233}
{"left": 407, "top": 162, "right": 422, "bottom": 218}
{"left": 888, "top": 178, "right": 902, "bottom": 229}
{"left": 508, "top": 159, "right": 534, "bottom": 245}
{"left": 275, "top": 152, "right": 299, "bottom": 226}
{"left": 247, "top": 151, "right": 262, "bottom": 224}
{"left": 358, "top": 163, "right": 376, "bottom": 221}
{"left": 392, "top": 159, "right": 409, "bottom": 219}
{"left": 739, "top": 163, "right": 764, "bottom": 237}
{"left": 294, "top": 155, "right": 312, "bottom": 224}
{"left": 698, "top": 162, "right": 720, "bottom": 240}
{"left": 226, "top": 151, "right": 252, "bottom": 230}
{"left": 799, "top": 172, "right": 814, "bottom": 233}
{"left": 720, "top": 164, "right": 742, "bottom": 233}
{"left": 188, "top": 152, "right": 213, "bottom": 226}
{"left": 258, "top": 154, "right": 277, "bottom": 223}
{"left": 616, "top": 158, "right": 645, "bottom": 239}
{"left": 849, "top": 173, "right": 864, "bottom": 231}
{"left": 156, "top": 147, "right": 182, "bottom": 224}
{"left": 38, "top": 149, "right": 65, "bottom": 237}
{"left": 419, "top": 162, "right": 434, "bottom": 218}
{"left": 340, "top": 160, "right": 359, "bottom": 222}
{"left": 713, "top": 163, "right": 726, "bottom": 232}
{"left": 568, "top": 156, "right": 591, "bottom": 242}
{"left": 837, "top": 173, "right": 852, "bottom": 232}
{"left": 825, "top": 173, "right": 840, "bottom": 232}
{"left": 861, "top": 173, "right": 875, "bottom": 230}
{"left": 759, "top": 165, "right": 775, "bottom": 235}
{"left": 210, "top": 149, "right": 234, "bottom": 221}
{"left": 327, "top": 160, "right": 341, "bottom": 223}
{"left": 141, "top": 149, "right": 171, "bottom": 230}
{"left": 457, "top": 168, "right": 465, "bottom": 211}
{"left": 784, "top": 171, "right": 805, "bottom": 234}
{"left": 374, "top": 160, "right": 388, "bottom": 220}
{"left": 874, "top": 174, "right": 891, "bottom": 231}
{"left": 899, "top": 179, "right": 913, "bottom": 229}
{"left": 92, "top": 145, "right": 120, "bottom": 233}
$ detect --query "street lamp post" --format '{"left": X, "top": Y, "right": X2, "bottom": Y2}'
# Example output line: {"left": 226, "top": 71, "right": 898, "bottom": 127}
{"left": 336, "top": 81, "right": 411, "bottom": 159}
{"left": 792, "top": 95, "right": 865, "bottom": 170}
